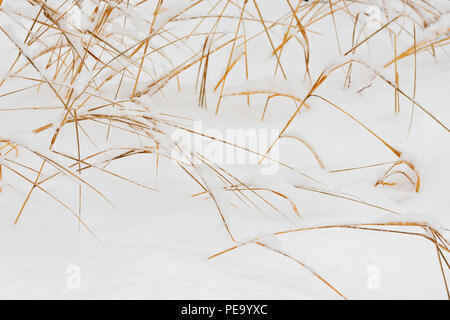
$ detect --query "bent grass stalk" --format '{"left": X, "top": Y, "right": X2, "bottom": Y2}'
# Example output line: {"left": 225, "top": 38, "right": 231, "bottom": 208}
{"left": 0, "top": 0, "right": 448, "bottom": 298}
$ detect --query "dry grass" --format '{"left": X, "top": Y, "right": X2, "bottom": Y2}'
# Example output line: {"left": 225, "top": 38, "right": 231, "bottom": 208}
{"left": 0, "top": 0, "right": 448, "bottom": 299}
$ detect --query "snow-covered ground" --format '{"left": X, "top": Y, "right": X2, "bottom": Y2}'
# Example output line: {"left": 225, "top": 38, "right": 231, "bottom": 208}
{"left": 0, "top": 0, "right": 449, "bottom": 299}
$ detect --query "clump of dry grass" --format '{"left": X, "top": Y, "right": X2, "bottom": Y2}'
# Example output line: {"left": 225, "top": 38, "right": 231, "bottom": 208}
{"left": 0, "top": 0, "right": 448, "bottom": 298}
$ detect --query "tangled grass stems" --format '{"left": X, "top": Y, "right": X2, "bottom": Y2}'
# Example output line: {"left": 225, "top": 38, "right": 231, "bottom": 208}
{"left": 0, "top": 0, "right": 448, "bottom": 298}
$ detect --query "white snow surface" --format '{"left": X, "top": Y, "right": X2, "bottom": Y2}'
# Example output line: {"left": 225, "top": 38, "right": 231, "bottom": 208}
{"left": 0, "top": 0, "right": 448, "bottom": 299}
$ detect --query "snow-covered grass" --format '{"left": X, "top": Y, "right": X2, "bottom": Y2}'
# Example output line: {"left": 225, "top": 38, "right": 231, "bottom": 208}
{"left": 0, "top": 0, "right": 449, "bottom": 299}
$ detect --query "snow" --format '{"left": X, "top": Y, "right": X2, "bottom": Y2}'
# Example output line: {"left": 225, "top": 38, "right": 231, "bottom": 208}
{"left": 0, "top": 0, "right": 449, "bottom": 299}
{"left": 419, "top": 13, "right": 450, "bottom": 42}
